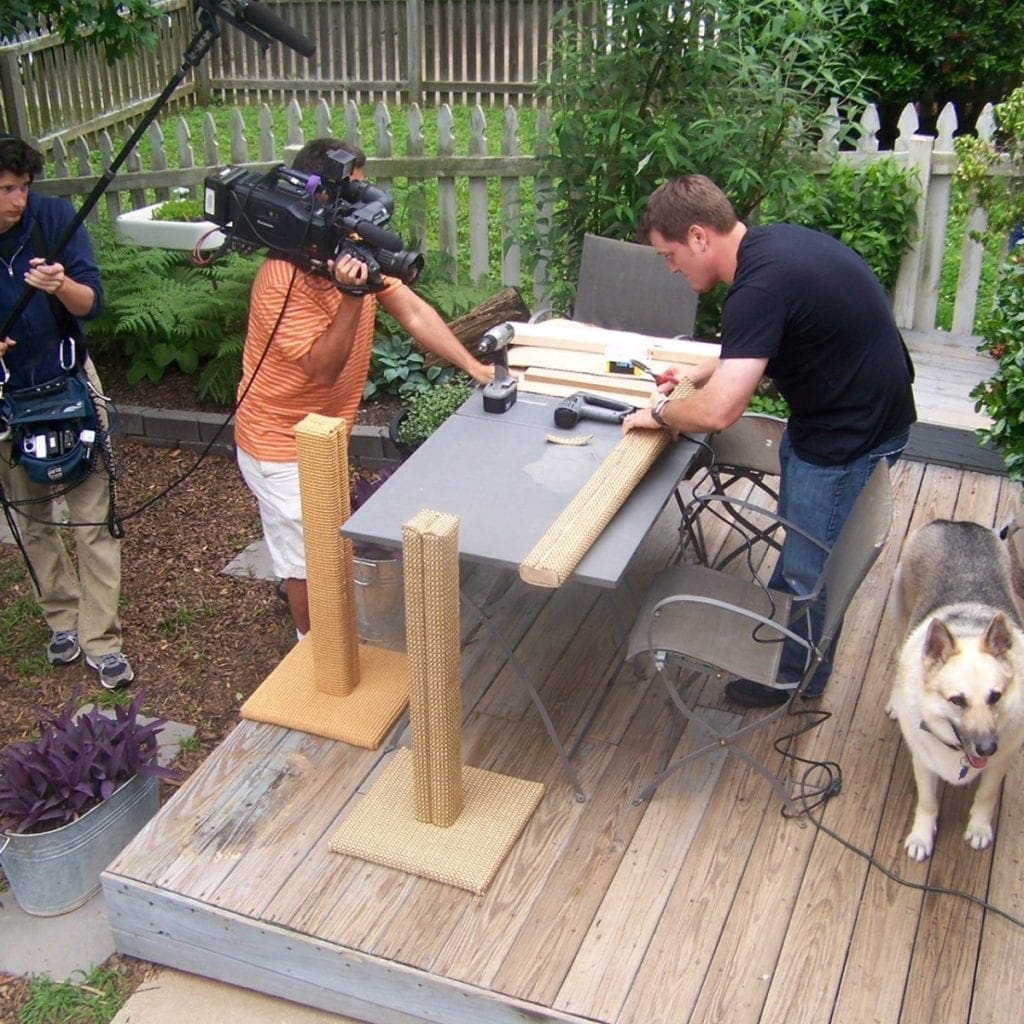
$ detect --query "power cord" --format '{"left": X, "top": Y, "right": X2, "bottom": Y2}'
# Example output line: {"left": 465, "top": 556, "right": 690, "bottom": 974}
{"left": 772, "top": 710, "right": 1024, "bottom": 930}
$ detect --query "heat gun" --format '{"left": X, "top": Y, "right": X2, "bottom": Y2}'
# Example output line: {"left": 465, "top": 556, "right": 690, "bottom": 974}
{"left": 553, "top": 392, "right": 634, "bottom": 428}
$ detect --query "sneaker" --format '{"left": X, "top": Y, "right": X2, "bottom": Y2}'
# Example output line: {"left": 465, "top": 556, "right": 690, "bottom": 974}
{"left": 723, "top": 679, "right": 824, "bottom": 708}
{"left": 47, "top": 629, "right": 82, "bottom": 665}
{"left": 85, "top": 651, "right": 135, "bottom": 690}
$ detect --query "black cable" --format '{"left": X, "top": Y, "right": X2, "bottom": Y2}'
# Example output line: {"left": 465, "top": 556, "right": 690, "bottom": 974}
{"left": 771, "top": 709, "right": 1024, "bottom": 930}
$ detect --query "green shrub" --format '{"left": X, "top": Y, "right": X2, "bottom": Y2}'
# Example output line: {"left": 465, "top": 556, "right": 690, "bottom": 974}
{"left": 397, "top": 377, "right": 473, "bottom": 447}
{"left": 150, "top": 198, "right": 207, "bottom": 222}
{"left": 538, "top": 0, "right": 869, "bottom": 315}
{"left": 761, "top": 158, "right": 920, "bottom": 291}
{"left": 971, "top": 251, "right": 1024, "bottom": 481}
{"left": 364, "top": 334, "right": 456, "bottom": 401}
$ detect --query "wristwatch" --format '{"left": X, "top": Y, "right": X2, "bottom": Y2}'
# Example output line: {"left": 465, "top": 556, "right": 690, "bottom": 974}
{"left": 650, "top": 395, "right": 670, "bottom": 427}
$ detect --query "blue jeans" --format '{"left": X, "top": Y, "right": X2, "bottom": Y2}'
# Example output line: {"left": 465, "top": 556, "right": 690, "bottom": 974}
{"left": 768, "top": 428, "right": 908, "bottom": 694}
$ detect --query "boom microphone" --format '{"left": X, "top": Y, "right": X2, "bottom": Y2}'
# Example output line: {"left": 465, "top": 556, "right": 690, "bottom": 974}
{"left": 234, "top": 0, "right": 316, "bottom": 58}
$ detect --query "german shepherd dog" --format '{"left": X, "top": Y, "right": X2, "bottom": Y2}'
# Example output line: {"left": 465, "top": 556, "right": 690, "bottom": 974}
{"left": 887, "top": 519, "right": 1024, "bottom": 861}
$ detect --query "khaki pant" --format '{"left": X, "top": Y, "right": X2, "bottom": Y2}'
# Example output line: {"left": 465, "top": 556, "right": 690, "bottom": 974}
{"left": 0, "top": 360, "right": 123, "bottom": 656}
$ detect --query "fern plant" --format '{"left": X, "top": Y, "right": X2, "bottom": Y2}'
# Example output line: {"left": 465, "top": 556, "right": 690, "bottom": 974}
{"left": 89, "top": 235, "right": 259, "bottom": 402}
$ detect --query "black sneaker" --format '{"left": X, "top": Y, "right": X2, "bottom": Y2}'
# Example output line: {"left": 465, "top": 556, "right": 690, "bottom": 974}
{"left": 85, "top": 652, "right": 135, "bottom": 690}
{"left": 47, "top": 629, "right": 82, "bottom": 665}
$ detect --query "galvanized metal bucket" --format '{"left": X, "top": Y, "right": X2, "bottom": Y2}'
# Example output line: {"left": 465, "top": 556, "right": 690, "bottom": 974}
{"left": 353, "top": 553, "right": 406, "bottom": 649}
{"left": 0, "top": 771, "right": 160, "bottom": 917}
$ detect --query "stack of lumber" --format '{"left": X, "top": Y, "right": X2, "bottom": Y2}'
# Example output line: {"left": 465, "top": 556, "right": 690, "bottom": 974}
{"left": 504, "top": 318, "right": 720, "bottom": 407}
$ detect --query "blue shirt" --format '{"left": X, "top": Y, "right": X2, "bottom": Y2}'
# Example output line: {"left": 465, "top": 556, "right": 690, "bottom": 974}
{"left": 0, "top": 191, "right": 102, "bottom": 388}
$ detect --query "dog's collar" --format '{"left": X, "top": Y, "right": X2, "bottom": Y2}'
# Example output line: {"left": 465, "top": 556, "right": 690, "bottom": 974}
{"left": 918, "top": 719, "right": 961, "bottom": 752}
{"left": 918, "top": 720, "right": 972, "bottom": 780}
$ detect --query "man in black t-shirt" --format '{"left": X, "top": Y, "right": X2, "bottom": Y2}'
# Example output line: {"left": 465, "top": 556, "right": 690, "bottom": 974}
{"left": 623, "top": 174, "right": 915, "bottom": 707}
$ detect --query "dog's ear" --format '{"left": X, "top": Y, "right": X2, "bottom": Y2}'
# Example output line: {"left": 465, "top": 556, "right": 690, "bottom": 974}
{"left": 923, "top": 617, "right": 957, "bottom": 668}
{"left": 982, "top": 612, "right": 1014, "bottom": 659}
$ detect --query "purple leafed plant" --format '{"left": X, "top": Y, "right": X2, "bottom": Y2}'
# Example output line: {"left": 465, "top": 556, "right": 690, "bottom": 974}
{"left": 0, "top": 692, "right": 178, "bottom": 835}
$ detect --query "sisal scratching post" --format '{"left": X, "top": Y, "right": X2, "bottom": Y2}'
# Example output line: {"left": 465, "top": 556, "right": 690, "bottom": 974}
{"left": 519, "top": 380, "right": 695, "bottom": 587}
{"left": 296, "top": 413, "right": 360, "bottom": 696}
{"left": 403, "top": 509, "right": 463, "bottom": 826}
{"left": 329, "top": 508, "right": 544, "bottom": 894}
{"left": 240, "top": 414, "right": 409, "bottom": 748}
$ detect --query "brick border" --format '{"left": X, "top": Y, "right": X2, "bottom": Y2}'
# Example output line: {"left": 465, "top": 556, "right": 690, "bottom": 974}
{"left": 112, "top": 404, "right": 399, "bottom": 468}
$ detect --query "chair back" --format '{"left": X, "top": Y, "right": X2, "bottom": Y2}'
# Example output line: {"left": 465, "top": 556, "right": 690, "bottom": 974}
{"left": 709, "top": 414, "right": 786, "bottom": 478}
{"left": 818, "top": 459, "right": 893, "bottom": 648}
{"left": 574, "top": 233, "right": 698, "bottom": 338}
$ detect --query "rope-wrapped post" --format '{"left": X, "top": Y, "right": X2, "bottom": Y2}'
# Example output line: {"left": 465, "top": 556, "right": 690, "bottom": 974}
{"left": 295, "top": 413, "right": 360, "bottom": 696}
{"left": 519, "top": 380, "right": 696, "bottom": 587}
{"left": 403, "top": 508, "right": 463, "bottom": 827}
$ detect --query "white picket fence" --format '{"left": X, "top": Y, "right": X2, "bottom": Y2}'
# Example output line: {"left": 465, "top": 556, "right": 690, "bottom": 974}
{"left": 28, "top": 96, "right": 1018, "bottom": 334}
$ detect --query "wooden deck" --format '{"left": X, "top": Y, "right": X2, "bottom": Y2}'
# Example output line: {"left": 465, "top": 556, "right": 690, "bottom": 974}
{"left": 104, "top": 438, "right": 1024, "bottom": 1023}
{"left": 902, "top": 328, "right": 1003, "bottom": 472}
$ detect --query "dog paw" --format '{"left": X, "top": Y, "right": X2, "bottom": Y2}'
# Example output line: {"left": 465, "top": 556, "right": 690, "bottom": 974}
{"left": 905, "top": 831, "right": 934, "bottom": 861}
{"left": 884, "top": 699, "right": 897, "bottom": 721}
{"left": 965, "top": 821, "right": 995, "bottom": 851}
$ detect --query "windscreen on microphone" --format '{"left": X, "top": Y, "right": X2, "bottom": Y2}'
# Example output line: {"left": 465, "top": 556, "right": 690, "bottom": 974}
{"left": 237, "top": 0, "right": 316, "bottom": 58}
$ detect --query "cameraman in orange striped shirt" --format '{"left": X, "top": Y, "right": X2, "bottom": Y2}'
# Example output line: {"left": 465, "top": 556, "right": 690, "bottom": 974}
{"left": 235, "top": 139, "right": 492, "bottom": 639}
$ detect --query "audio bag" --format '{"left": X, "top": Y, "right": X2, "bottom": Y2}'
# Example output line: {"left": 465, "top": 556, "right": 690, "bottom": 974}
{"left": 1, "top": 370, "right": 101, "bottom": 485}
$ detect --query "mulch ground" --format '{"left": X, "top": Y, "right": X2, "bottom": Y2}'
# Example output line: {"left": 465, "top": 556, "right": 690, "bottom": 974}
{"left": 0, "top": 357, "right": 405, "bottom": 1022}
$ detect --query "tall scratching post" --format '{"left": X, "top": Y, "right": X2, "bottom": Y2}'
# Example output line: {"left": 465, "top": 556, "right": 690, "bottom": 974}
{"left": 241, "top": 414, "right": 409, "bottom": 748}
{"left": 329, "top": 508, "right": 544, "bottom": 894}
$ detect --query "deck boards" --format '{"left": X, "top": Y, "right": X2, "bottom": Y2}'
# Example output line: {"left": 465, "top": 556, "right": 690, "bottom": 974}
{"left": 105, "top": 434, "right": 1024, "bottom": 1023}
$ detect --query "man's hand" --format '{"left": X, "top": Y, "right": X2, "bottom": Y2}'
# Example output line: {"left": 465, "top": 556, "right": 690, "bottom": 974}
{"left": 622, "top": 408, "right": 661, "bottom": 435}
{"left": 329, "top": 253, "right": 369, "bottom": 290}
{"left": 0, "top": 337, "right": 16, "bottom": 358}
{"left": 25, "top": 256, "right": 68, "bottom": 295}
{"left": 24, "top": 257, "right": 96, "bottom": 316}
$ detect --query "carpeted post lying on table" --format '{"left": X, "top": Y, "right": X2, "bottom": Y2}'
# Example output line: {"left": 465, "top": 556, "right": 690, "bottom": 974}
{"left": 519, "top": 379, "right": 695, "bottom": 588}
{"left": 402, "top": 508, "right": 463, "bottom": 827}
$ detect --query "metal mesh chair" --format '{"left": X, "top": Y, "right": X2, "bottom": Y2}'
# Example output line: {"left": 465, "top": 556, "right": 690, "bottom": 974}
{"left": 627, "top": 459, "right": 893, "bottom": 811}
{"left": 678, "top": 413, "right": 787, "bottom": 569}
{"left": 533, "top": 233, "right": 699, "bottom": 338}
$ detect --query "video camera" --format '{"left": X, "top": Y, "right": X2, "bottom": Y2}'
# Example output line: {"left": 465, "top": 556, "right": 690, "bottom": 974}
{"left": 203, "top": 148, "right": 424, "bottom": 293}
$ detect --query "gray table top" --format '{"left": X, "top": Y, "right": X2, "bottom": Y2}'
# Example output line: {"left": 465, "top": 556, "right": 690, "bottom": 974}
{"left": 343, "top": 390, "right": 702, "bottom": 588}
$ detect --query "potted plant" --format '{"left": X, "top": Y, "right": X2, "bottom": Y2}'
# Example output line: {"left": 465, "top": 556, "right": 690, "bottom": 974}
{"left": 114, "top": 191, "right": 225, "bottom": 252}
{"left": 388, "top": 375, "right": 474, "bottom": 458}
{"left": 0, "top": 692, "right": 176, "bottom": 917}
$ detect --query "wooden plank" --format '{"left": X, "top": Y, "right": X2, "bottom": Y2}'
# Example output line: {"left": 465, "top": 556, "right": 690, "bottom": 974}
{"left": 896, "top": 467, "right": 1006, "bottom": 1023}
{"left": 551, "top": 708, "right": 738, "bottom": 1018}
{"left": 436, "top": 702, "right": 733, "bottom": 998}
{"left": 520, "top": 367, "right": 654, "bottom": 404}
{"left": 105, "top": 879, "right": 590, "bottom": 1024}
{"left": 365, "top": 717, "right": 616, "bottom": 972}
{"left": 969, "top": 741, "right": 1024, "bottom": 1023}
{"left": 764, "top": 461, "right": 945, "bottom": 1024}
{"left": 508, "top": 319, "right": 720, "bottom": 362}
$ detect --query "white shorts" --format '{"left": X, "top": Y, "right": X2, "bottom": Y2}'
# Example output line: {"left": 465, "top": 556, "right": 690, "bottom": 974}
{"left": 237, "top": 450, "right": 306, "bottom": 580}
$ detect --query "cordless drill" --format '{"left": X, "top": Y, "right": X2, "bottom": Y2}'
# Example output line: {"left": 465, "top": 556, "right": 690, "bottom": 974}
{"left": 479, "top": 322, "right": 518, "bottom": 413}
{"left": 553, "top": 392, "right": 634, "bottom": 428}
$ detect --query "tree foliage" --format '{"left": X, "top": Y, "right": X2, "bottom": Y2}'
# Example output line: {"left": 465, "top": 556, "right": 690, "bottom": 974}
{"left": 0, "top": 0, "right": 162, "bottom": 64}
{"left": 844, "top": 0, "right": 1024, "bottom": 119}
{"left": 537, "top": 0, "right": 870, "bottom": 313}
